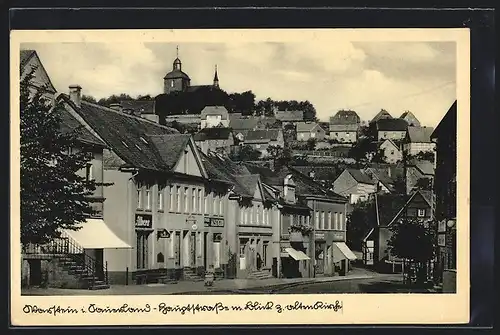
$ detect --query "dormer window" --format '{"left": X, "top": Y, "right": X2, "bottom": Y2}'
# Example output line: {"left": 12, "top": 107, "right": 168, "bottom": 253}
{"left": 121, "top": 141, "right": 129, "bottom": 148}
{"left": 140, "top": 137, "right": 148, "bottom": 144}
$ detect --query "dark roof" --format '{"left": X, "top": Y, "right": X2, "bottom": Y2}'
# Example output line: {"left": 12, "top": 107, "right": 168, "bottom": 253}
{"left": 431, "top": 100, "right": 457, "bottom": 139}
{"left": 375, "top": 193, "right": 408, "bottom": 227}
{"left": 371, "top": 109, "right": 393, "bottom": 123}
{"left": 20, "top": 50, "right": 35, "bottom": 68}
{"left": 235, "top": 174, "right": 260, "bottom": 196}
{"left": 148, "top": 134, "right": 191, "bottom": 170}
{"left": 61, "top": 95, "right": 180, "bottom": 171}
{"left": 275, "top": 110, "right": 304, "bottom": 121}
{"left": 411, "top": 160, "right": 435, "bottom": 176}
{"left": 296, "top": 122, "right": 322, "bottom": 132}
{"left": 193, "top": 127, "right": 233, "bottom": 141}
{"left": 164, "top": 69, "right": 190, "bottom": 80}
{"left": 363, "top": 168, "right": 396, "bottom": 192}
{"left": 330, "top": 110, "right": 361, "bottom": 125}
{"left": 187, "top": 85, "right": 216, "bottom": 93}
{"left": 120, "top": 100, "right": 155, "bottom": 115}
{"left": 230, "top": 118, "right": 259, "bottom": 131}
{"left": 386, "top": 190, "right": 434, "bottom": 226}
{"left": 58, "top": 108, "right": 107, "bottom": 147}
{"left": 244, "top": 129, "right": 280, "bottom": 142}
{"left": 244, "top": 163, "right": 347, "bottom": 202}
{"left": 407, "top": 126, "right": 435, "bottom": 143}
{"left": 346, "top": 169, "right": 376, "bottom": 185}
{"left": 376, "top": 118, "right": 408, "bottom": 131}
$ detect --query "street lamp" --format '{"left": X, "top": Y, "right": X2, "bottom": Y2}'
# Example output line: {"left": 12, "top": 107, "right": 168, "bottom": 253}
{"left": 447, "top": 220, "right": 455, "bottom": 228}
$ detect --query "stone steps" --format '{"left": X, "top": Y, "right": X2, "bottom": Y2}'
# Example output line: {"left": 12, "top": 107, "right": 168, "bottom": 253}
{"left": 248, "top": 269, "right": 274, "bottom": 280}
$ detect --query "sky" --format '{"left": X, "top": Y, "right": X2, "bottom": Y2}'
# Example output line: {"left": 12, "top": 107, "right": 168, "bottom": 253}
{"left": 23, "top": 40, "right": 456, "bottom": 127}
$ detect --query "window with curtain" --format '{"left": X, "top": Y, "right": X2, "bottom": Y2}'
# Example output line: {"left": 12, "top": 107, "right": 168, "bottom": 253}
{"left": 315, "top": 211, "right": 319, "bottom": 229}
{"left": 327, "top": 212, "right": 332, "bottom": 229}
{"left": 192, "top": 188, "right": 196, "bottom": 213}
{"left": 198, "top": 189, "right": 203, "bottom": 213}
{"left": 158, "top": 189, "right": 164, "bottom": 211}
{"left": 176, "top": 187, "right": 181, "bottom": 212}
{"left": 339, "top": 212, "right": 344, "bottom": 230}
{"left": 169, "top": 186, "right": 174, "bottom": 211}
{"left": 184, "top": 187, "right": 189, "bottom": 213}
{"left": 137, "top": 189, "right": 143, "bottom": 209}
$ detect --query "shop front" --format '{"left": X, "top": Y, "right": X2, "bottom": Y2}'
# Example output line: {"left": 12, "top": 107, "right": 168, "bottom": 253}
{"left": 204, "top": 216, "right": 227, "bottom": 278}
{"left": 237, "top": 229, "right": 273, "bottom": 279}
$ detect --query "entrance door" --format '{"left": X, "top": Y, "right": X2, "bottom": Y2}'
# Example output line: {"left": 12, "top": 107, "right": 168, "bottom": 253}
{"left": 203, "top": 233, "right": 208, "bottom": 269}
{"left": 29, "top": 259, "right": 42, "bottom": 286}
{"left": 190, "top": 232, "right": 196, "bottom": 267}
{"left": 136, "top": 231, "right": 150, "bottom": 269}
{"left": 175, "top": 232, "right": 181, "bottom": 267}
{"left": 94, "top": 249, "right": 104, "bottom": 280}
{"left": 263, "top": 243, "right": 268, "bottom": 269}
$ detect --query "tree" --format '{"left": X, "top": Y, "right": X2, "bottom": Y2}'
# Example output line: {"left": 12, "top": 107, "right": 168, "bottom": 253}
{"left": 306, "top": 137, "right": 317, "bottom": 151}
{"left": 236, "top": 145, "right": 261, "bottom": 161}
{"left": 82, "top": 94, "right": 97, "bottom": 104}
{"left": 267, "top": 145, "right": 292, "bottom": 169}
{"left": 346, "top": 198, "right": 376, "bottom": 251}
{"left": 20, "top": 68, "right": 99, "bottom": 245}
{"left": 388, "top": 218, "right": 434, "bottom": 285}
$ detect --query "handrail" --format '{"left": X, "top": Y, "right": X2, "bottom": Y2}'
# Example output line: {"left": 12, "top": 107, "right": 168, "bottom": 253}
{"left": 22, "top": 233, "right": 107, "bottom": 289}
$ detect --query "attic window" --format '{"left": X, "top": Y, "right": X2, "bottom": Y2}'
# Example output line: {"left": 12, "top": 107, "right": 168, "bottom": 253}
{"left": 121, "top": 141, "right": 129, "bottom": 148}
{"left": 140, "top": 137, "right": 148, "bottom": 144}
{"left": 135, "top": 144, "right": 143, "bottom": 151}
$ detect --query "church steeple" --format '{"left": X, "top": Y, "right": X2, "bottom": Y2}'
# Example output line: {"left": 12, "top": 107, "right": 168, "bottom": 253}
{"left": 213, "top": 64, "right": 219, "bottom": 88}
{"left": 173, "top": 45, "right": 182, "bottom": 71}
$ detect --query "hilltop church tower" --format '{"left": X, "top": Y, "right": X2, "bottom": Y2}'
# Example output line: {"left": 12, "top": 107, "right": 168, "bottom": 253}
{"left": 213, "top": 65, "right": 219, "bottom": 88}
{"left": 163, "top": 46, "right": 191, "bottom": 94}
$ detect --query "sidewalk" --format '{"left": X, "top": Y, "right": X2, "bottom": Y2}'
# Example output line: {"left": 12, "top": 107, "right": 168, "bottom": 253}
{"left": 22, "top": 267, "right": 383, "bottom": 296}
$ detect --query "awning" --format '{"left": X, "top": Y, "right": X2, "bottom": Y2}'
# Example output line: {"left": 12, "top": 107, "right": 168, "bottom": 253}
{"left": 285, "top": 247, "right": 311, "bottom": 261}
{"left": 332, "top": 242, "right": 357, "bottom": 261}
{"left": 62, "top": 219, "right": 132, "bottom": 249}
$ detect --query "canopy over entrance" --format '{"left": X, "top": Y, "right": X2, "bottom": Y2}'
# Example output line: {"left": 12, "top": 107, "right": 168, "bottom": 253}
{"left": 63, "top": 219, "right": 132, "bottom": 249}
{"left": 332, "top": 242, "right": 357, "bottom": 261}
{"left": 284, "top": 247, "right": 311, "bottom": 261}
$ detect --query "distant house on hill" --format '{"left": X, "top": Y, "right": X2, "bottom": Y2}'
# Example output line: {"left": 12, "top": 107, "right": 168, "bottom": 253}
{"left": 329, "top": 110, "right": 361, "bottom": 143}
{"left": 200, "top": 105, "right": 230, "bottom": 129}
{"left": 274, "top": 109, "right": 304, "bottom": 124}
{"left": 375, "top": 118, "right": 409, "bottom": 141}
{"left": 370, "top": 109, "right": 393, "bottom": 124}
{"left": 243, "top": 129, "right": 284, "bottom": 156}
{"left": 363, "top": 167, "right": 399, "bottom": 194}
{"left": 405, "top": 159, "right": 435, "bottom": 194}
{"left": 400, "top": 111, "right": 421, "bottom": 127}
{"left": 193, "top": 127, "right": 234, "bottom": 154}
{"left": 296, "top": 122, "right": 326, "bottom": 141}
{"left": 404, "top": 126, "right": 436, "bottom": 156}
{"left": 332, "top": 169, "right": 377, "bottom": 204}
{"left": 378, "top": 139, "right": 403, "bottom": 164}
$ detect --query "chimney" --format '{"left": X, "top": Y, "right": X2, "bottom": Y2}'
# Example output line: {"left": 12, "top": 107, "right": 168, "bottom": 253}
{"left": 68, "top": 85, "right": 82, "bottom": 107}
{"left": 308, "top": 170, "right": 316, "bottom": 179}
{"left": 109, "top": 103, "right": 123, "bottom": 112}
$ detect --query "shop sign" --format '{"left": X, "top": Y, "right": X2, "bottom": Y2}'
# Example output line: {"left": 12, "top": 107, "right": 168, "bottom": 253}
{"left": 186, "top": 215, "right": 196, "bottom": 225}
{"left": 332, "top": 231, "right": 345, "bottom": 242}
{"left": 315, "top": 233, "right": 325, "bottom": 240}
{"left": 437, "top": 234, "right": 446, "bottom": 247}
{"left": 135, "top": 214, "right": 152, "bottom": 228}
{"left": 157, "top": 229, "right": 171, "bottom": 239}
{"left": 204, "top": 217, "right": 225, "bottom": 227}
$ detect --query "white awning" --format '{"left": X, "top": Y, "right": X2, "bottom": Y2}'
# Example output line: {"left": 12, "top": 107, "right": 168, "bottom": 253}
{"left": 285, "top": 247, "right": 311, "bottom": 261}
{"left": 62, "top": 219, "right": 132, "bottom": 249}
{"left": 332, "top": 242, "right": 357, "bottom": 261}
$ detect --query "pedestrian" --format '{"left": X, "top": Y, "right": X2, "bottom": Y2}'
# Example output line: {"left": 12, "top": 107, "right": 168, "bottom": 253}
{"left": 257, "top": 253, "right": 262, "bottom": 270}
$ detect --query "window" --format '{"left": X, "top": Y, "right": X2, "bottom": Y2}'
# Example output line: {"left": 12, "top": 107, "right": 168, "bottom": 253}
{"left": 169, "top": 186, "right": 175, "bottom": 211}
{"left": 145, "top": 189, "right": 152, "bottom": 210}
{"left": 328, "top": 212, "right": 332, "bottom": 229}
{"left": 198, "top": 189, "right": 203, "bottom": 213}
{"left": 85, "top": 163, "right": 93, "bottom": 181}
{"left": 137, "top": 189, "right": 143, "bottom": 209}
{"left": 339, "top": 213, "right": 344, "bottom": 230}
{"left": 170, "top": 81, "right": 174, "bottom": 88}
{"left": 158, "top": 189, "right": 164, "bottom": 211}
{"left": 240, "top": 208, "right": 244, "bottom": 223}
{"left": 315, "top": 211, "right": 319, "bottom": 229}
{"left": 176, "top": 187, "right": 181, "bottom": 212}
{"left": 244, "top": 208, "right": 248, "bottom": 224}
{"left": 334, "top": 212, "right": 338, "bottom": 230}
{"left": 204, "top": 194, "right": 208, "bottom": 214}
{"left": 213, "top": 196, "right": 217, "bottom": 215}
{"left": 184, "top": 187, "right": 189, "bottom": 213}
{"left": 346, "top": 132, "right": 350, "bottom": 136}
{"left": 384, "top": 132, "right": 387, "bottom": 137}
{"left": 417, "top": 209, "right": 426, "bottom": 217}
{"left": 192, "top": 188, "right": 196, "bottom": 213}
{"left": 219, "top": 196, "right": 224, "bottom": 215}
{"left": 311, "top": 132, "right": 316, "bottom": 138}
{"left": 321, "top": 211, "right": 325, "bottom": 229}
{"left": 391, "top": 150, "right": 395, "bottom": 155}
{"left": 169, "top": 233, "right": 175, "bottom": 257}
{"left": 256, "top": 205, "right": 261, "bottom": 224}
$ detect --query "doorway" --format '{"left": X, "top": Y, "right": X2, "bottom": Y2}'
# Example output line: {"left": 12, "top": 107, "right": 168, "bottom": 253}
{"left": 190, "top": 232, "right": 196, "bottom": 267}
{"left": 29, "top": 259, "right": 42, "bottom": 286}
{"left": 203, "top": 232, "right": 208, "bottom": 269}
{"left": 94, "top": 249, "right": 104, "bottom": 280}
{"left": 136, "top": 231, "right": 150, "bottom": 270}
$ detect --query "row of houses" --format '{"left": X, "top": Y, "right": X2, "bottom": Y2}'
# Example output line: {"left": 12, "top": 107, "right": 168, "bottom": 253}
{"left": 20, "top": 50, "right": 356, "bottom": 289}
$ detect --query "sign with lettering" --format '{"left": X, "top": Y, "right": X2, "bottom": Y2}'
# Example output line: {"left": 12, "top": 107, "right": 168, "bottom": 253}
{"left": 186, "top": 215, "right": 196, "bottom": 225}
{"left": 332, "top": 231, "right": 345, "bottom": 242}
{"left": 204, "top": 217, "right": 225, "bottom": 227}
{"left": 315, "top": 233, "right": 325, "bottom": 240}
{"left": 135, "top": 214, "right": 152, "bottom": 228}
{"left": 157, "top": 229, "right": 170, "bottom": 239}
{"left": 437, "top": 234, "right": 446, "bottom": 247}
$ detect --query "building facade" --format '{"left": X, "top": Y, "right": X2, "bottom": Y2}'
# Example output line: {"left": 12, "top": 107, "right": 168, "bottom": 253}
{"left": 200, "top": 106, "right": 230, "bottom": 129}
{"left": 378, "top": 139, "right": 403, "bottom": 164}
{"left": 333, "top": 169, "right": 377, "bottom": 204}
{"left": 404, "top": 126, "right": 436, "bottom": 156}
{"left": 376, "top": 118, "right": 409, "bottom": 141}
{"left": 431, "top": 101, "right": 457, "bottom": 293}
{"left": 329, "top": 110, "right": 361, "bottom": 143}
{"left": 296, "top": 122, "right": 326, "bottom": 141}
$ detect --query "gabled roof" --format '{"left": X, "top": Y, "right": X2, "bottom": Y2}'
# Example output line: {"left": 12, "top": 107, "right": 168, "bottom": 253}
{"left": 329, "top": 123, "right": 359, "bottom": 132}
{"left": 229, "top": 117, "right": 259, "bottom": 131}
{"left": 235, "top": 174, "right": 261, "bottom": 197}
{"left": 193, "top": 127, "right": 233, "bottom": 141}
{"left": 20, "top": 50, "right": 35, "bottom": 68}
{"left": 20, "top": 49, "right": 57, "bottom": 94}
{"left": 407, "top": 126, "right": 435, "bottom": 143}
{"left": 376, "top": 118, "right": 408, "bottom": 131}
{"left": 244, "top": 163, "right": 347, "bottom": 202}
{"left": 60, "top": 94, "right": 181, "bottom": 172}
{"left": 432, "top": 100, "right": 457, "bottom": 139}
{"left": 296, "top": 122, "right": 322, "bottom": 132}
{"left": 200, "top": 105, "right": 229, "bottom": 120}
{"left": 346, "top": 169, "right": 376, "bottom": 185}
{"left": 375, "top": 193, "right": 409, "bottom": 227}
{"left": 409, "top": 160, "right": 435, "bottom": 176}
{"left": 120, "top": 100, "right": 155, "bottom": 115}
{"left": 379, "top": 138, "right": 400, "bottom": 150}
{"left": 275, "top": 110, "right": 304, "bottom": 121}
{"left": 400, "top": 111, "right": 421, "bottom": 126}
{"left": 147, "top": 134, "right": 191, "bottom": 170}
{"left": 58, "top": 107, "right": 107, "bottom": 147}
{"left": 371, "top": 109, "right": 393, "bottom": 123}
{"left": 363, "top": 167, "right": 396, "bottom": 192}
{"left": 330, "top": 110, "right": 361, "bottom": 125}
{"left": 244, "top": 129, "right": 281, "bottom": 142}
{"left": 386, "top": 189, "right": 434, "bottom": 226}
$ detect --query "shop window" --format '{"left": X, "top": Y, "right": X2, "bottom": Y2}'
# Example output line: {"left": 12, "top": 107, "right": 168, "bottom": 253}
{"left": 417, "top": 209, "right": 426, "bottom": 217}
{"left": 137, "top": 189, "right": 143, "bottom": 209}
{"left": 145, "top": 189, "right": 151, "bottom": 210}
